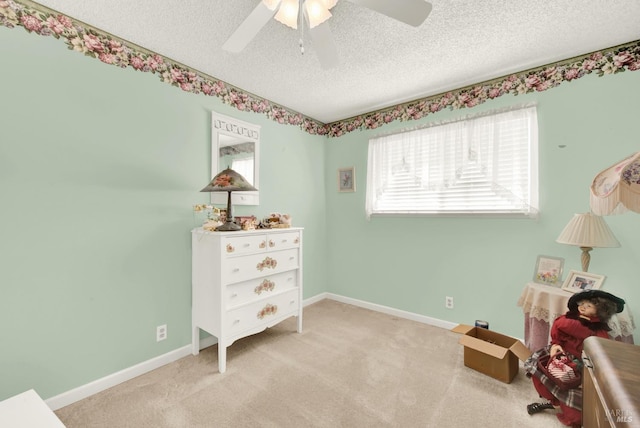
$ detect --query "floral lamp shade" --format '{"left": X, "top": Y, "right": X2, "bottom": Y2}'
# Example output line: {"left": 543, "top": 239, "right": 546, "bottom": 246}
{"left": 590, "top": 152, "right": 640, "bottom": 215}
{"left": 200, "top": 168, "right": 257, "bottom": 231}
{"left": 200, "top": 168, "right": 258, "bottom": 192}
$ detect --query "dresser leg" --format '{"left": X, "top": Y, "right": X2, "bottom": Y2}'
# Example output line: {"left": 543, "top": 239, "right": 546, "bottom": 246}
{"left": 218, "top": 344, "right": 227, "bottom": 374}
{"left": 297, "top": 314, "right": 303, "bottom": 333}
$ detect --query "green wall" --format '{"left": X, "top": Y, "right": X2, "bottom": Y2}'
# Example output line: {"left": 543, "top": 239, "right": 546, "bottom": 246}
{"left": 325, "top": 70, "right": 640, "bottom": 343}
{"left": 1, "top": 19, "right": 639, "bottom": 405}
{"left": 0, "top": 26, "right": 326, "bottom": 401}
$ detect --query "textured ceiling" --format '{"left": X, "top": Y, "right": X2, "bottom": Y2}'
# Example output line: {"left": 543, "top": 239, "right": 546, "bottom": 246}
{"left": 31, "top": 0, "right": 640, "bottom": 123}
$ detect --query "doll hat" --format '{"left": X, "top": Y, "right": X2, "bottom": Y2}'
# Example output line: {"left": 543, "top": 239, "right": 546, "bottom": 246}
{"left": 568, "top": 289, "right": 625, "bottom": 313}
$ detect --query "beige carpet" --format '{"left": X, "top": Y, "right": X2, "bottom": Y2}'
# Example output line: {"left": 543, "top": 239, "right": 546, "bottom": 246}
{"left": 55, "top": 299, "right": 562, "bottom": 427}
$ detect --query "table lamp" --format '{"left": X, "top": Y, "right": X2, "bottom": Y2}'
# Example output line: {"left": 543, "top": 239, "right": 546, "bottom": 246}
{"left": 556, "top": 212, "right": 620, "bottom": 271}
{"left": 200, "top": 167, "right": 257, "bottom": 231}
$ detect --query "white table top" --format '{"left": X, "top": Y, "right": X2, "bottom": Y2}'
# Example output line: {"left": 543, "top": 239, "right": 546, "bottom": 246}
{"left": 0, "top": 389, "right": 65, "bottom": 428}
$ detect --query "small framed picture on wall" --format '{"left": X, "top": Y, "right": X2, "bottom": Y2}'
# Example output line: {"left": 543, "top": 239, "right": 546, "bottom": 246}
{"left": 338, "top": 167, "right": 356, "bottom": 192}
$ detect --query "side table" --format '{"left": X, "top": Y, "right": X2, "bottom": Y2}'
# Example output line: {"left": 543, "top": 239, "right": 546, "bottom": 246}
{"left": 517, "top": 282, "right": 635, "bottom": 351}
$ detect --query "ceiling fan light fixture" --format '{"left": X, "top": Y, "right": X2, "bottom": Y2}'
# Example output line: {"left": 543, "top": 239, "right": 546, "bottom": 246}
{"left": 304, "top": 0, "right": 332, "bottom": 28}
{"left": 261, "top": 0, "right": 282, "bottom": 11}
{"left": 274, "top": 0, "right": 300, "bottom": 29}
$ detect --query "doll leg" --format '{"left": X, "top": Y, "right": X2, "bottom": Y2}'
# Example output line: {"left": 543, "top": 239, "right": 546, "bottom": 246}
{"left": 556, "top": 403, "right": 581, "bottom": 428}
{"left": 527, "top": 376, "right": 560, "bottom": 414}
{"left": 531, "top": 376, "right": 560, "bottom": 405}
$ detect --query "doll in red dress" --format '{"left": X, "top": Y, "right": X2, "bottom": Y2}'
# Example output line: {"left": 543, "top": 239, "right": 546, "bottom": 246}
{"left": 524, "top": 289, "right": 625, "bottom": 428}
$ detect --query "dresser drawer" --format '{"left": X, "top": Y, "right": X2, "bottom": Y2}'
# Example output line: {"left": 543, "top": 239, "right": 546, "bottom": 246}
{"left": 223, "top": 234, "right": 267, "bottom": 256}
{"left": 222, "top": 248, "right": 299, "bottom": 285}
{"left": 267, "top": 231, "right": 300, "bottom": 251}
{"left": 226, "top": 289, "right": 299, "bottom": 336}
{"left": 226, "top": 271, "right": 298, "bottom": 309}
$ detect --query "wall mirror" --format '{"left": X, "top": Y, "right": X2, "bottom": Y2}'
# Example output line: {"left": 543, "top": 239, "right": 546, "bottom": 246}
{"left": 211, "top": 111, "right": 260, "bottom": 206}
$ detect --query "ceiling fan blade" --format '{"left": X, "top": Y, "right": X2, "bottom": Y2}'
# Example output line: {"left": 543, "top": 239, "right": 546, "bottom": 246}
{"left": 346, "top": 0, "right": 432, "bottom": 27}
{"left": 222, "top": 2, "right": 278, "bottom": 52}
{"left": 308, "top": 21, "right": 340, "bottom": 69}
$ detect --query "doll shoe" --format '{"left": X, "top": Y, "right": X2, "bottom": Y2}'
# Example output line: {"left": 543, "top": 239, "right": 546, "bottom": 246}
{"left": 527, "top": 402, "right": 554, "bottom": 415}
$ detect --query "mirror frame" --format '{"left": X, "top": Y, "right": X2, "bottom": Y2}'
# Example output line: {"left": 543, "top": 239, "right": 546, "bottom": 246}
{"left": 211, "top": 111, "right": 260, "bottom": 206}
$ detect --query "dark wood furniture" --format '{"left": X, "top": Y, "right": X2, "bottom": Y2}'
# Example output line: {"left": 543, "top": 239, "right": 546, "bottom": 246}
{"left": 582, "top": 336, "right": 640, "bottom": 427}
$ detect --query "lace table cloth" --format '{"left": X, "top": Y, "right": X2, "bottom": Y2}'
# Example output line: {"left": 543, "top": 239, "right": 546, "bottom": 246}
{"left": 517, "top": 282, "right": 635, "bottom": 351}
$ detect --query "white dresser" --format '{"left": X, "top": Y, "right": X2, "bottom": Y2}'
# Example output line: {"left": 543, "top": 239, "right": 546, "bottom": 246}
{"left": 191, "top": 227, "right": 303, "bottom": 373}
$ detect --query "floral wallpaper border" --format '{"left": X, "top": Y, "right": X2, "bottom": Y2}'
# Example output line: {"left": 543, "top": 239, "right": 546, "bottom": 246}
{"left": 2, "top": 0, "right": 639, "bottom": 138}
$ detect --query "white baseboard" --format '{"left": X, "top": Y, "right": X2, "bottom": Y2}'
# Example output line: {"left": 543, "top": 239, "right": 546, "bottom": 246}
{"left": 46, "top": 346, "right": 193, "bottom": 411}
{"left": 198, "top": 336, "right": 217, "bottom": 350}
{"left": 45, "top": 293, "right": 454, "bottom": 411}
{"left": 303, "top": 292, "right": 329, "bottom": 306}
{"left": 324, "top": 293, "right": 458, "bottom": 330}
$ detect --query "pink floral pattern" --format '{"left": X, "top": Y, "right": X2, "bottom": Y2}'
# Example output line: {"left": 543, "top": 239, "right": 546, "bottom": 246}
{"left": 254, "top": 279, "right": 275, "bottom": 295}
{"left": 326, "top": 46, "right": 640, "bottom": 137}
{"left": 2, "top": 0, "right": 639, "bottom": 137}
{"left": 621, "top": 159, "right": 640, "bottom": 185}
{"left": 256, "top": 303, "right": 277, "bottom": 319}
{"left": 213, "top": 174, "right": 233, "bottom": 187}
{"left": 256, "top": 257, "right": 277, "bottom": 271}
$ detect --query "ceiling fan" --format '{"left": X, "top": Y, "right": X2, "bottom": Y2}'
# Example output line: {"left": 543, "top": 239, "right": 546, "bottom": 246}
{"left": 222, "top": 0, "right": 432, "bottom": 69}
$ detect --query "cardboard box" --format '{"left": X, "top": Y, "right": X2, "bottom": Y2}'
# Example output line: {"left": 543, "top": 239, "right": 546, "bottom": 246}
{"left": 452, "top": 324, "right": 532, "bottom": 383}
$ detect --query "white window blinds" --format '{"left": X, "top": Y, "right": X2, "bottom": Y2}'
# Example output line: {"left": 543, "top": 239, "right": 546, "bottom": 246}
{"left": 365, "top": 106, "right": 539, "bottom": 218}
{"left": 231, "top": 156, "right": 254, "bottom": 185}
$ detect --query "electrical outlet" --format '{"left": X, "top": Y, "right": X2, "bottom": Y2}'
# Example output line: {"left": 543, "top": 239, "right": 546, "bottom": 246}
{"left": 156, "top": 324, "right": 167, "bottom": 342}
{"left": 445, "top": 296, "right": 454, "bottom": 309}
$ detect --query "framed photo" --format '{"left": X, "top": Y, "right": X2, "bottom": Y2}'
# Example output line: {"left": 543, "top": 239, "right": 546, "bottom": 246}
{"left": 533, "top": 255, "right": 564, "bottom": 285}
{"left": 218, "top": 209, "right": 227, "bottom": 223}
{"left": 234, "top": 215, "right": 257, "bottom": 230}
{"left": 561, "top": 270, "right": 606, "bottom": 293}
{"left": 338, "top": 167, "right": 356, "bottom": 192}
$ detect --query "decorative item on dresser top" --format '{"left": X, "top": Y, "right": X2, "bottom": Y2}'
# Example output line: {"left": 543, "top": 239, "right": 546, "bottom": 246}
{"left": 517, "top": 282, "right": 635, "bottom": 351}
{"left": 191, "top": 227, "right": 303, "bottom": 373}
{"left": 200, "top": 168, "right": 258, "bottom": 231}
{"left": 193, "top": 204, "right": 223, "bottom": 232}
{"left": 262, "top": 212, "right": 292, "bottom": 229}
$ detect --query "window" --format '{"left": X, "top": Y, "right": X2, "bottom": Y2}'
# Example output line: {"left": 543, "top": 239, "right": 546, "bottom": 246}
{"left": 231, "top": 156, "right": 254, "bottom": 185}
{"left": 365, "top": 106, "right": 538, "bottom": 218}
